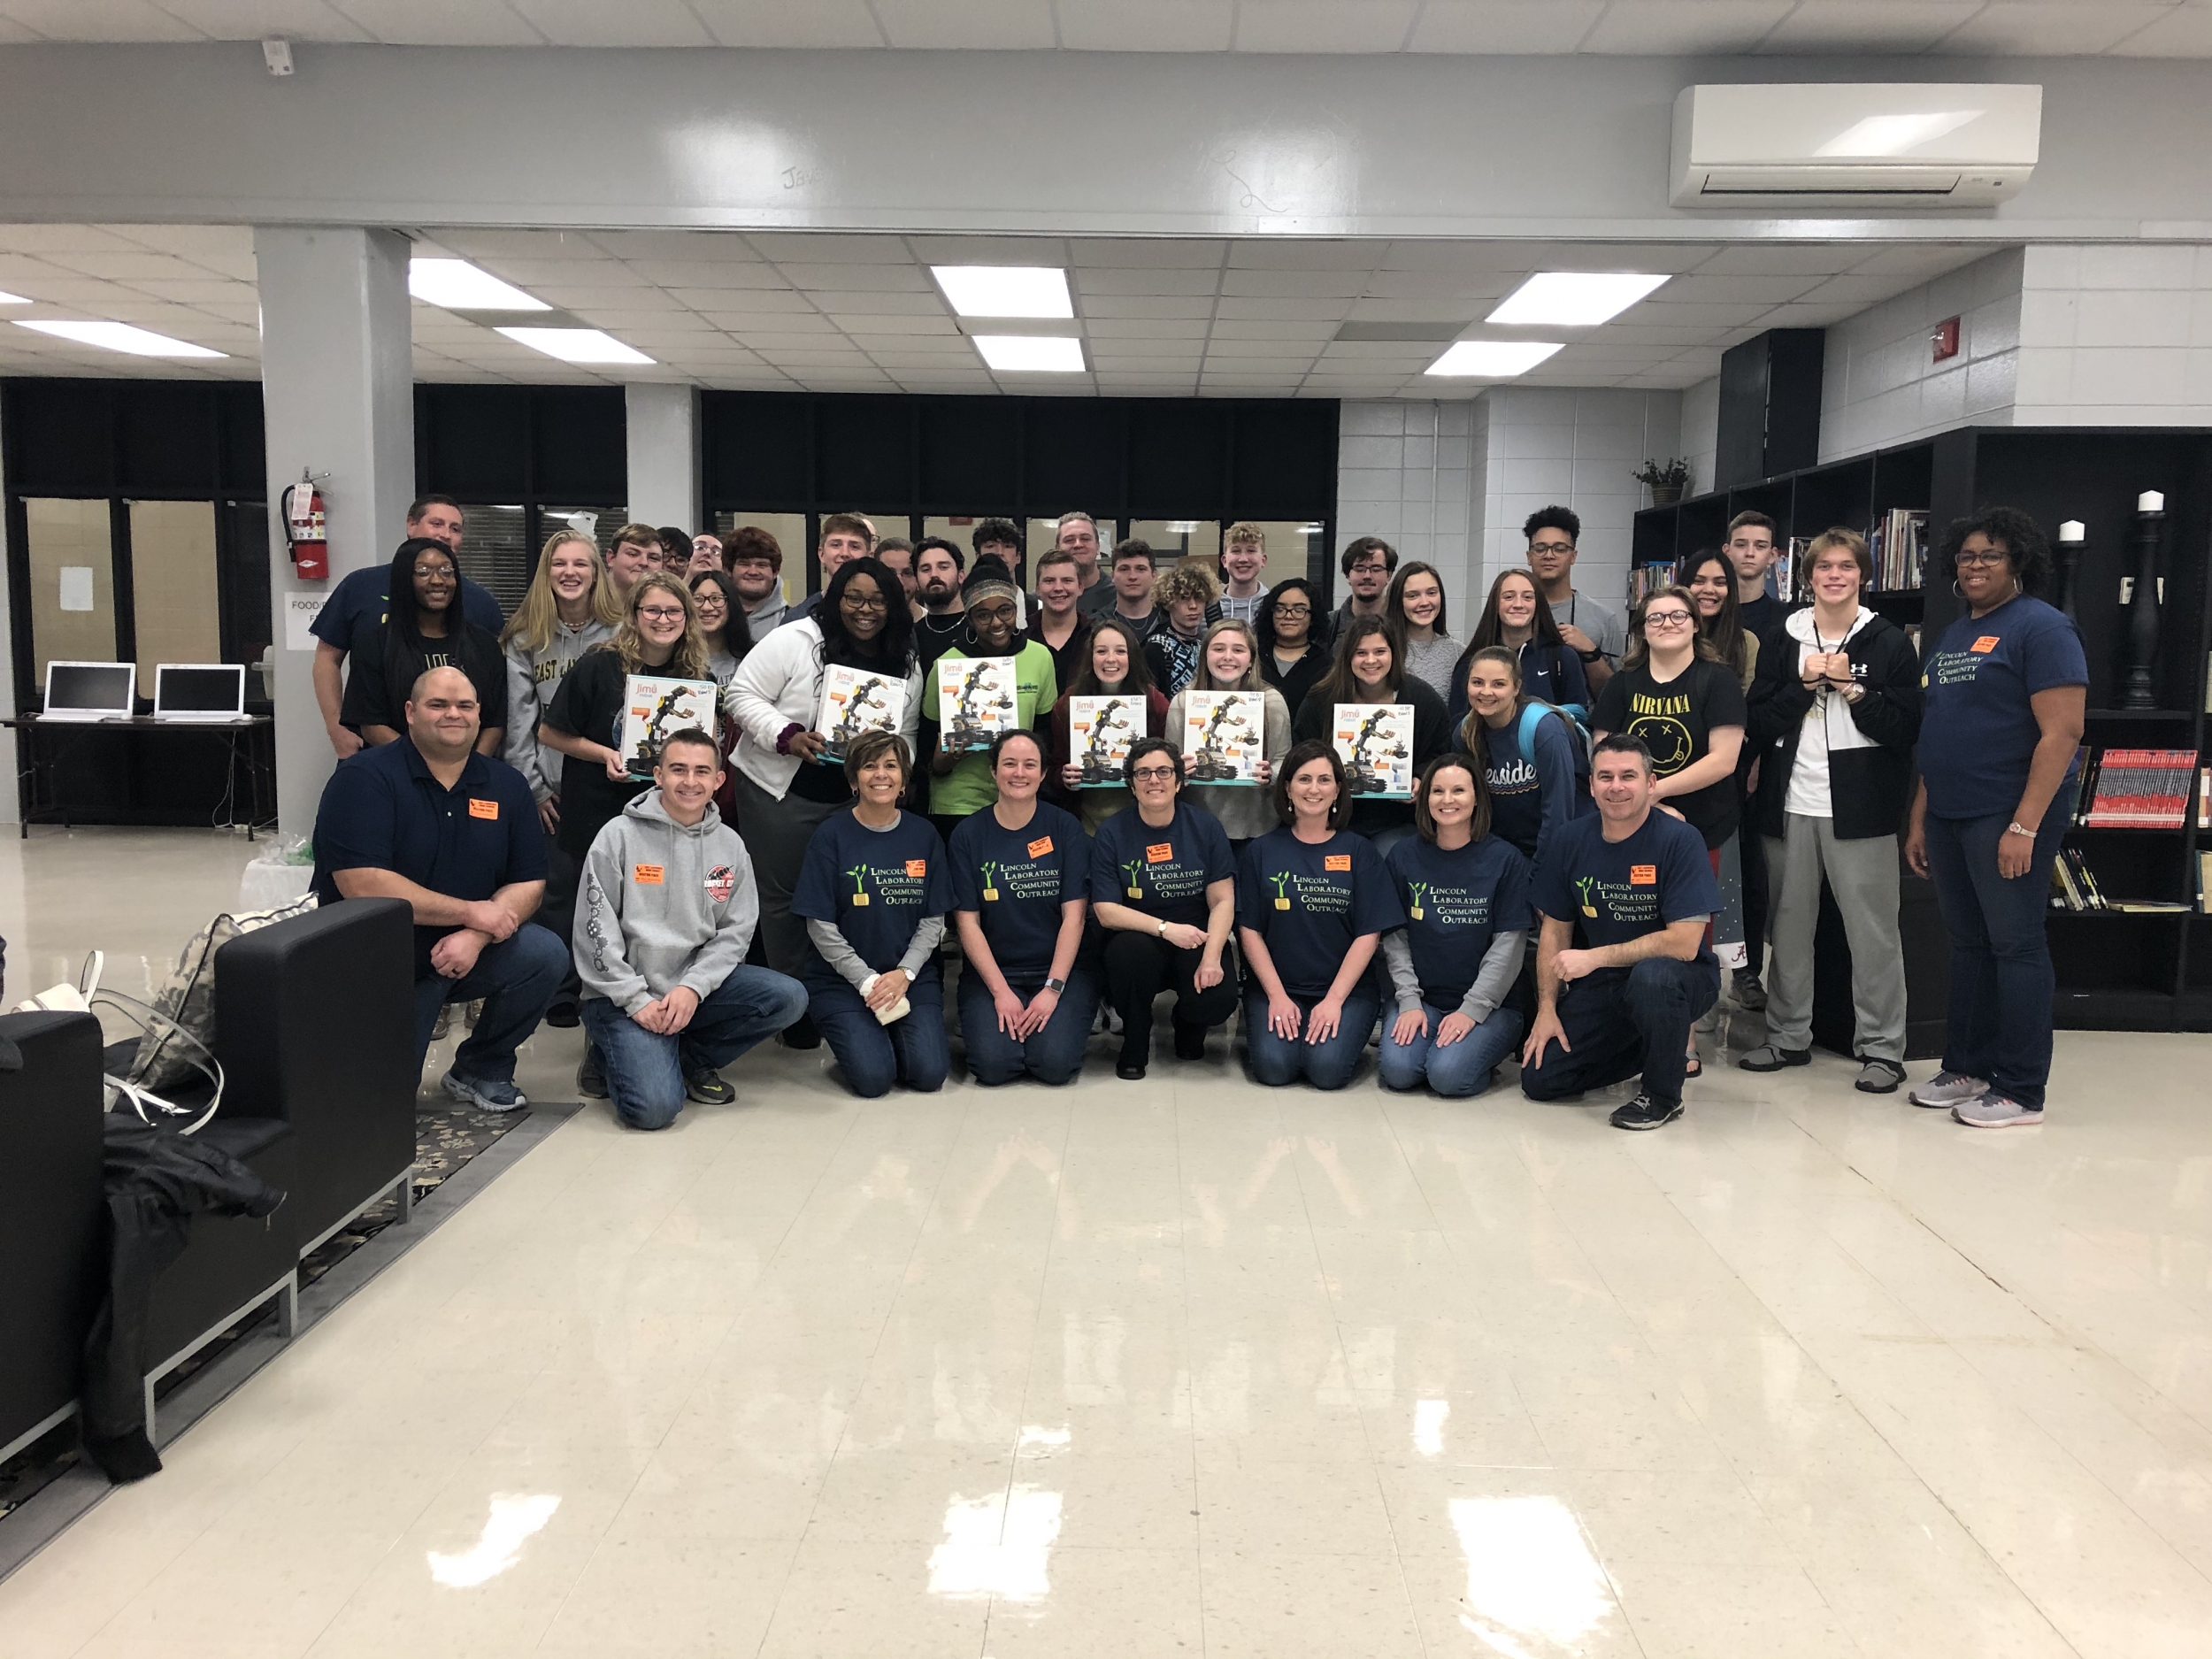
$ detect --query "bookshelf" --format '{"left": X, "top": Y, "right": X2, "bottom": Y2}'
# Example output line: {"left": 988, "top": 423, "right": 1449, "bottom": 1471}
{"left": 1634, "top": 426, "right": 2212, "bottom": 1041}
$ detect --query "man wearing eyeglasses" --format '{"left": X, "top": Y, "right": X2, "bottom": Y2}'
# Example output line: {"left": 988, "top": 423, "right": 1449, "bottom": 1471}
{"left": 1722, "top": 509, "right": 1786, "bottom": 1012}
{"left": 1325, "top": 536, "right": 1396, "bottom": 647}
{"left": 1524, "top": 505, "right": 1624, "bottom": 695}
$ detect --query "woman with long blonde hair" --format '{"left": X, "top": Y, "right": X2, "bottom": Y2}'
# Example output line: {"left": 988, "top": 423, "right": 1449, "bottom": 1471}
{"left": 503, "top": 529, "right": 623, "bottom": 831}
{"left": 1163, "top": 618, "right": 1292, "bottom": 847}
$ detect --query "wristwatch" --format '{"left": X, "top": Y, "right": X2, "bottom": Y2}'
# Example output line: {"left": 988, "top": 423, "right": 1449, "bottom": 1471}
{"left": 1578, "top": 648, "right": 1601, "bottom": 663}
{"left": 2006, "top": 822, "right": 2035, "bottom": 838}
{"left": 1044, "top": 977, "right": 1067, "bottom": 993}
{"left": 1157, "top": 919, "right": 1170, "bottom": 938}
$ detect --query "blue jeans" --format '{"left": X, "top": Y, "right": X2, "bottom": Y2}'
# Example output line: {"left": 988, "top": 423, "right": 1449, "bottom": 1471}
{"left": 1243, "top": 988, "right": 1380, "bottom": 1091}
{"left": 816, "top": 979, "right": 951, "bottom": 1098}
{"left": 580, "top": 964, "right": 810, "bottom": 1131}
{"left": 1379, "top": 1001, "right": 1525, "bottom": 1098}
{"left": 1923, "top": 804, "right": 2066, "bottom": 1108}
{"left": 958, "top": 964, "right": 1101, "bottom": 1086}
{"left": 1519, "top": 956, "right": 1717, "bottom": 1110}
{"left": 411, "top": 922, "right": 568, "bottom": 1082}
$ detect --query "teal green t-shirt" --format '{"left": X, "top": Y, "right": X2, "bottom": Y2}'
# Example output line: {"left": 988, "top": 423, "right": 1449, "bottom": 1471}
{"left": 921, "top": 640, "right": 1058, "bottom": 818}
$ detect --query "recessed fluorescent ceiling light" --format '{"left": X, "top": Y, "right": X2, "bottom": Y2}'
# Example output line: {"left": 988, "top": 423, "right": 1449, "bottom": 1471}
{"left": 933, "top": 266, "right": 1073, "bottom": 319}
{"left": 1425, "top": 340, "right": 1563, "bottom": 378}
{"left": 1487, "top": 273, "right": 1669, "bottom": 327}
{"left": 410, "top": 257, "right": 549, "bottom": 311}
{"left": 495, "top": 326, "right": 654, "bottom": 365}
{"left": 16, "top": 319, "right": 226, "bottom": 358}
{"left": 0, "top": 290, "right": 27, "bottom": 304}
{"left": 1816, "top": 111, "right": 1979, "bottom": 158}
{"left": 973, "top": 334, "right": 1085, "bottom": 373}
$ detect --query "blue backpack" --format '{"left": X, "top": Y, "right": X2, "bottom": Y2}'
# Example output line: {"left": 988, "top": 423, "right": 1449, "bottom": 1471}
{"left": 1517, "top": 699, "right": 1593, "bottom": 775}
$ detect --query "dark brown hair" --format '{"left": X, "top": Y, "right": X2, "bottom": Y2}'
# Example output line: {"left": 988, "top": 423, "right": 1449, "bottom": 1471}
{"left": 1412, "top": 752, "right": 1493, "bottom": 844}
{"left": 1271, "top": 738, "right": 1349, "bottom": 831}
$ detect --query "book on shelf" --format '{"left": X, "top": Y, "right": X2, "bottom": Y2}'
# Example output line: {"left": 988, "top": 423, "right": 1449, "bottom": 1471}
{"left": 2050, "top": 846, "right": 2109, "bottom": 912}
{"left": 1626, "top": 564, "right": 1675, "bottom": 604}
{"left": 2077, "top": 747, "right": 2200, "bottom": 828}
{"left": 2201, "top": 850, "right": 2212, "bottom": 913}
{"left": 1868, "top": 508, "right": 1928, "bottom": 593}
{"left": 1775, "top": 538, "right": 1809, "bottom": 603}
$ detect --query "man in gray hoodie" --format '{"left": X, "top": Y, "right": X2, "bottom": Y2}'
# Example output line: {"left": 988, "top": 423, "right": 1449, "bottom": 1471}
{"left": 575, "top": 728, "right": 809, "bottom": 1129}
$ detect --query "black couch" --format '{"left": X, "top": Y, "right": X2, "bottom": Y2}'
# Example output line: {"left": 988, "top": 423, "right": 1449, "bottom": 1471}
{"left": 2, "top": 896, "right": 421, "bottom": 1456}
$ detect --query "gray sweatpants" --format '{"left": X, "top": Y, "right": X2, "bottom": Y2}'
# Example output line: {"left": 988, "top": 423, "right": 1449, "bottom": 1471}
{"left": 1763, "top": 816, "right": 1907, "bottom": 1062}
{"left": 731, "top": 772, "right": 843, "bottom": 980}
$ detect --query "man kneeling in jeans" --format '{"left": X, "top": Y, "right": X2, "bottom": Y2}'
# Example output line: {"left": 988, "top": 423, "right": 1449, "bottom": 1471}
{"left": 575, "top": 728, "right": 808, "bottom": 1129}
{"left": 1520, "top": 733, "right": 1720, "bottom": 1131}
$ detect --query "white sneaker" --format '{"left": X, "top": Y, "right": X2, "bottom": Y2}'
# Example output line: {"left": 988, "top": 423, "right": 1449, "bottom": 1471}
{"left": 1909, "top": 1070, "right": 1989, "bottom": 1110}
{"left": 1952, "top": 1090, "right": 2043, "bottom": 1129}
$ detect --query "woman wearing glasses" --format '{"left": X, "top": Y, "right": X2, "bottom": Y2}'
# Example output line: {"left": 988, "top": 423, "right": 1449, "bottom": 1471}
{"left": 1590, "top": 583, "right": 1748, "bottom": 1077}
{"left": 342, "top": 537, "right": 509, "bottom": 753}
{"left": 921, "top": 557, "right": 1058, "bottom": 841}
{"left": 1236, "top": 741, "right": 1402, "bottom": 1090}
{"left": 687, "top": 567, "right": 753, "bottom": 687}
{"left": 1256, "top": 577, "right": 1329, "bottom": 722}
{"left": 726, "top": 557, "right": 923, "bottom": 1048}
{"left": 1902, "top": 510, "right": 2085, "bottom": 1127}
{"left": 1089, "top": 736, "right": 1239, "bottom": 1078}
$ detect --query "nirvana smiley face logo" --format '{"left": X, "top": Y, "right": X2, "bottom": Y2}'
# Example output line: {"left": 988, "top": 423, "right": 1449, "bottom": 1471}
{"left": 1626, "top": 714, "right": 1692, "bottom": 773}
{"left": 704, "top": 864, "right": 736, "bottom": 904}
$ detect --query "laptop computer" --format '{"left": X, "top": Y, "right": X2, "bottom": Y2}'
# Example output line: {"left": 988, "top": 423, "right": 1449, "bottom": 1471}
{"left": 153, "top": 663, "right": 247, "bottom": 723}
{"left": 39, "top": 661, "right": 135, "bottom": 722}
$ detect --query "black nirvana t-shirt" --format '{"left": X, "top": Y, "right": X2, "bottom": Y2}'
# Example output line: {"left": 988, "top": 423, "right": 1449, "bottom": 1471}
{"left": 1591, "top": 657, "right": 1747, "bottom": 849}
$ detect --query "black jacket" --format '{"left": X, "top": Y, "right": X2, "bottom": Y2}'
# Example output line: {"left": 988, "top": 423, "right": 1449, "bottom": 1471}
{"left": 1745, "top": 610, "right": 1922, "bottom": 841}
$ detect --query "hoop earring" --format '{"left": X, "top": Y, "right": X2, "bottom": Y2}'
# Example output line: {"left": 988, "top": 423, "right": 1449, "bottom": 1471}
{"left": 1952, "top": 580, "right": 1964, "bottom": 598}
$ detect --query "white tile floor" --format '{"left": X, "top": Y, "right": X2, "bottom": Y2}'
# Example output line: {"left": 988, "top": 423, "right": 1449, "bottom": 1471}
{"left": 6, "top": 828, "right": 2212, "bottom": 1656}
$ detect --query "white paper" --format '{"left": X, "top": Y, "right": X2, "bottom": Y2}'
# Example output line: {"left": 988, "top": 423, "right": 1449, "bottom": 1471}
{"left": 934, "top": 656, "right": 1018, "bottom": 752}
{"left": 283, "top": 591, "right": 326, "bottom": 652}
{"left": 618, "top": 675, "right": 718, "bottom": 777}
{"left": 1332, "top": 702, "right": 1415, "bottom": 799}
{"left": 1068, "top": 694, "right": 1141, "bottom": 787}
{"left": 1180, "top": 689, "right": 1263, "bottom": 786}
{"left": 58, "top": 565, "right": 94, "bottom": 612}
{"left": 817, "top": 664, "right": 906, "bottom": 763}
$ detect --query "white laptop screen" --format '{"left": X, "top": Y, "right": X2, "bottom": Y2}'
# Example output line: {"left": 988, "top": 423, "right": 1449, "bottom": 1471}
{"left": 156, "top": 664, "right": 243, "bottom": 715}
{"left": 46, "top": 663, "right": 134, "bottom": 715}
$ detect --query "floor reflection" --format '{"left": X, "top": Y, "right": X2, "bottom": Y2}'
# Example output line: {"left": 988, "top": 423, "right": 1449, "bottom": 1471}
{"left": 426, "top": 1494, "right": 561, "bottom": 1589}
{"left": 1450, "top": 1494, "right": 1617, "bottom": 1657}
{"left": 926, "top": 1483, "right": 1064, "bottom": 1603}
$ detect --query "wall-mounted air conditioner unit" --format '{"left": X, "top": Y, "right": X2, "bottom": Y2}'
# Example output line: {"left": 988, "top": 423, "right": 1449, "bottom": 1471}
{"left": 1671, "top": 83, "right": 2040, "bottom": 210}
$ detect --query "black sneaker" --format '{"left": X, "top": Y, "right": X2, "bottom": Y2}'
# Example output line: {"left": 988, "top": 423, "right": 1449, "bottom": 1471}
{"left": 576, "top": 1048, "right": 608, "bottom": 1099}
{"left": 685, "top": 1071, "right": 735, "bottom": 1105}
{"left": 543, "top": 1001, "right": 580, "bottom": 1030}
{"left": 1609, "top": 1094, "right": 1683, "bottom": 1131}
{"left": 780, "top": 1013, "right": 822, "bottom": 1050}
{"left": 1116, "top": 1048, "right": 1148, "bottom": 1080}
{"left": 1172, "top": 1022, "right": 1208, "bottom": 1061}
{"left": 1737, "top": 1044, "right": 1811, "bottom": 1072}
{"left": 1732, "top": 969, "right": 1768, "bottom": 1011}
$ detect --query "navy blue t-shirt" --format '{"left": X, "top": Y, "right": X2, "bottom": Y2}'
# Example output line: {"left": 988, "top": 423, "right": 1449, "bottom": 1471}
{"left": 1088, "top": 800, "right": 1233, "bottom": 930}
{"left": 1234, "top": 827, "right": 1402, "bottom": 1001}
{"left": 1385, "top": 833, "right": 1532, "bottom": 1009}
{"left": 790, "top": 808, "right": 951, "bottom": 998}
{"left": 948, "top": 801, "right": 1088, "bottom": 983}
{"left": 310, "top": 562, "right": 503, "bottom": 648}
{"left": 1466, "top": 705, "right": 1592, "bottom": 864}
{"left": 310, "top": 738, "right": 546, "bottom": 979}
{"left": 1918, "top": 595, "right": 2087, "bottom": 820}
{"left": 1531, "top": 809, "right": 1718, "bottom": 968}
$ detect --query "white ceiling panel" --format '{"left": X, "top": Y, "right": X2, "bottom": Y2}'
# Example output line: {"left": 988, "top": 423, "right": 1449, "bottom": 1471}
{"left": 155, "top": 1, "right": 370, "bottom": 40}
{"left": 670, "top": 291, "right": 820, "bottom": 314}
{"left": 871, "top": 0, "right": 1055, "bottom": 49}
{"left": 1760, "top": 1, "right": 1978, "bottom": 54}
{"left": 509, "top": 0, "right": 711, "bottom": 48}
{"left": 1073, "top": 267, "right": 1223, "bottom": 296}
{"left": 1057, "top": 0, "right": 1233, "bottom": 50}
{"left": 1233, "top": 0, "right": 1420, "bottom": 52}
{"left": 1409, "top": 1, "right": 1607, "bottom": 54}
{"left": 2111, "top": 7, "right": 2212, "bottom": 55}
{"left": 1936, "top": 3, "right": 2180, "bottom": 56}
{"left": 1578, "top": 0, "right": 1793, "bottom": 54}
{"left": 688, "top": 0, "right": 883, "bottom": 48}
{"left": 1064, "top": 240, "right": 1227, "bottom": 270}
{"left": 333, "top": 1, "right": 546, "bottom": 45}
{"left": 1078, "top": 296, "right": 1219, "bottom": 320}
{"left": 1217, "top": 268, "right": 1370, "bottom": 298}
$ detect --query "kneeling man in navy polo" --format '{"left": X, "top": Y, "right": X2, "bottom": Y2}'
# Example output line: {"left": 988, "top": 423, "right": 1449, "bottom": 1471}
{"left": 1520, "top": 732, "right": 1721, "bottom": 1131}
{"left": 311, "top": 664, "right": 565, "bottom": 1110}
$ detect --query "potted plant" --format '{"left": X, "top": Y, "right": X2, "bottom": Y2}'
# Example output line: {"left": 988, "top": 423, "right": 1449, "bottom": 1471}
{"left": 1633, "top": 457, "right": 1692, "bottom": 506}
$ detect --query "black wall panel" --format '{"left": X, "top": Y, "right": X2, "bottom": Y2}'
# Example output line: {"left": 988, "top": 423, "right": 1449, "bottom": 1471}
{"left": 815, "top": 397, "right": 912, "bottom": 506}
{"left": 1023, "top": 400, "right": 1125, "bottom": 512}
{"left": 1127, "top": 402, "right": 1228, "bottom": 518}
{"left": 530, "top": 388, "right": 626, "bottom": 501}
{"left": 417, "top": 385, "right": 531, "bottom": 499}
{"left": 705, "top": 393, "right": 810, "bottom": 507}
{"left": 919, "top": 398, "right": 1019, "bottom": 509}
{"left": 5, "top": 379, "right": 116, "bottom": 495}
{"left": 1232, "top": 402, "right": 1339, "bottom": 520}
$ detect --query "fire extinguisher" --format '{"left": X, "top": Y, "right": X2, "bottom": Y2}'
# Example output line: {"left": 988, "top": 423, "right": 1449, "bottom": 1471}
{"left": 282, "top": 469, "right": 329, "bottom": 581}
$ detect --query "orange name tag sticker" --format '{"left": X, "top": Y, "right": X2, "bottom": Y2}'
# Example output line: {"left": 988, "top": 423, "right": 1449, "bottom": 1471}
{"left": 905, "top": 858, "right": 928, "bottom": 878}
{"left": 1027, "top": 835, "right": 1054, "bottom": 859}
{"left": 1630, "top": 864, "right": 1657, "bottom": 886}
{"left": 1970, "top": 635, "right": 2001, "bottom": 654}
{"left": 467, "top": 797, "right": 498, "bottom": 820}
{"left": 1145, "top": 842, "right": 1174, "bottom": 864}
{"left": 633, "top": 863, "right": 664, "bottom": 885}
{"left": 1325, "top": 853, "right": 1352, "bottom": 872}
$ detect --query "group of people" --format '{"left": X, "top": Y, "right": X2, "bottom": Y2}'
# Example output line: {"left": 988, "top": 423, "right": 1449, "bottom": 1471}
{"left": 308, "top": 491, "right": 2085, "bottom": 1135}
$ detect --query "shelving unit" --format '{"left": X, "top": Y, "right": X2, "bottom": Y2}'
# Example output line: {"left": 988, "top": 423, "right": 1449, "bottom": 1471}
{"left": 1633, "top": 426, "right": 2212, "bottom": 1041}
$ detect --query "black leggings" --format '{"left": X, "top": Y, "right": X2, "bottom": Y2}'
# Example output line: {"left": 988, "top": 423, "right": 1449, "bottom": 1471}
{"left": 1102, "top": 931, "right": 1239, "bottom": 1045}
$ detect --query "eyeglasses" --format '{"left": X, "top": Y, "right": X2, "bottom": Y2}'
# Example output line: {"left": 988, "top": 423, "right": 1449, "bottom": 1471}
{"left": 1955, "top": 549, "right": 2009, "bottom": 568}
{"left": 969, "top": 604, "right": 1017, "bottom": 625}
{"left": 1130, "top": 765, "right": 1178, "bottom": 781}
{"left": 1528, "top": 541, "right": 1575, "bottom": 557}
{"left": 1272, "top": 603, "right": 1312, "bottom": 618}
{"left": 841, "top": 593, "right": 889, "bottom": 612}
{"left": 412, "top": 566, "right": 456, "bottom": 580}
{"left": 638, "top": 605, "right": 687, "bottom": 622}
{"left": 1644, "top": 611, "right": 1695, "bottom": 628}
{"left": 1348, "top": 561, "right": 1390, "bottom": 576}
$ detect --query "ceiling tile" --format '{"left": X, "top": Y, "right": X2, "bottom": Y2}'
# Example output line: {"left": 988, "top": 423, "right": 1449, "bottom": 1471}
{"left": 2109, "top": 9, "right": 2212, "bottom": 56}
{"left": 1225, "top": 239, "right": 1378, "bottom": 271}
{"left": 1218, "top": 268, "right": 1369, "bottom": 298}
{"left": 743, "top": 232, "right": 917, "bottom": 264}
{"left": 1758, "top": 1, "right": 1978, "bottom": 54}
{"left": 152, "top": 2, "right": 372, "bottom": 41}
{"left": 530, "top": 285, "right": 686, "bottom": 312}
{"left": 688, "top": 0, "right": 883, "bottom": 48}
{"left": 1694, "top": 244, "right": 1859, "bottom": 277}
{"left": 1074, "top": 267, "right": 1222, "bottom": 296}
{"left": 620, "top": 261, "right": 788, "bottom": 289}
{"left": 1934, "top": 2, "right": 2178, "bottom": 56}
{"left": 335, "top": 1, "right": 548, "bottom": 45}
{"left": 902, "top": 234, "right": 1070, "bottom": 265}
{"left": 0, "top": 1, "right": 202, "bottom": 40}
{"left": 1211, "top": 296, "right": 1356, "bottom": 321}
{"left": 1057, "top": 0, "right": 1234, "bottom": 50}
{"left": 672, "top": 291, "right": 821, "bottom": 315}
{"left": 870, "top": 0, "right": 1055, "bottom": 49}
{"left": 1065, "top": 239, "right": 1227, "bottom": 269}
{"left": 1082, "top": 317, "right": 1212, "bottom": 338}
{"left": 1078, "top": 296, "right": 1217, "bottom": 320}
{"left": 1647, "top": 273, "right": 1827, "bottom": 305}
{"left": 1578, "top": 1, "right": 1793, "bottom": 55}
{"left": 775, "top": 264, "right": 933, "bottom": 293}
{"left": 510, "top": 0, "right": 711, "bottom": 48}
{"left": 834, "top": 313, "right": 961, "bottom": 335}
{"left": 1407, "top": 0, "right": 1605, "bottom": 53}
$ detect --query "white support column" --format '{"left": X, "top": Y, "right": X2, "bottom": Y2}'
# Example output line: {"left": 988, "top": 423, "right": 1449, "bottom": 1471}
{"left": 625, "top": 383, "right": 699, "bottom": 533}
{"left": 255, "top": 226, "right": 414, "bottom": 839}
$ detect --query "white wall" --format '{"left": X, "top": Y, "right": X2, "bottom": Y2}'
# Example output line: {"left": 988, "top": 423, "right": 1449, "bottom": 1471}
{"left": 2015, "top": 243, "right": 2212, "bottom": 424}
{"left": 1473, "top": 388, "right": 1682, "bottom": 617}
{"left": 1680, "top": 376, "right": 1718, "bottom": 497}
{"left": 1335, "top": 401, "right": 1479, "bottom": 619}
{"left": 1818, "top": 249, "right": 2023, "bottom": 462}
